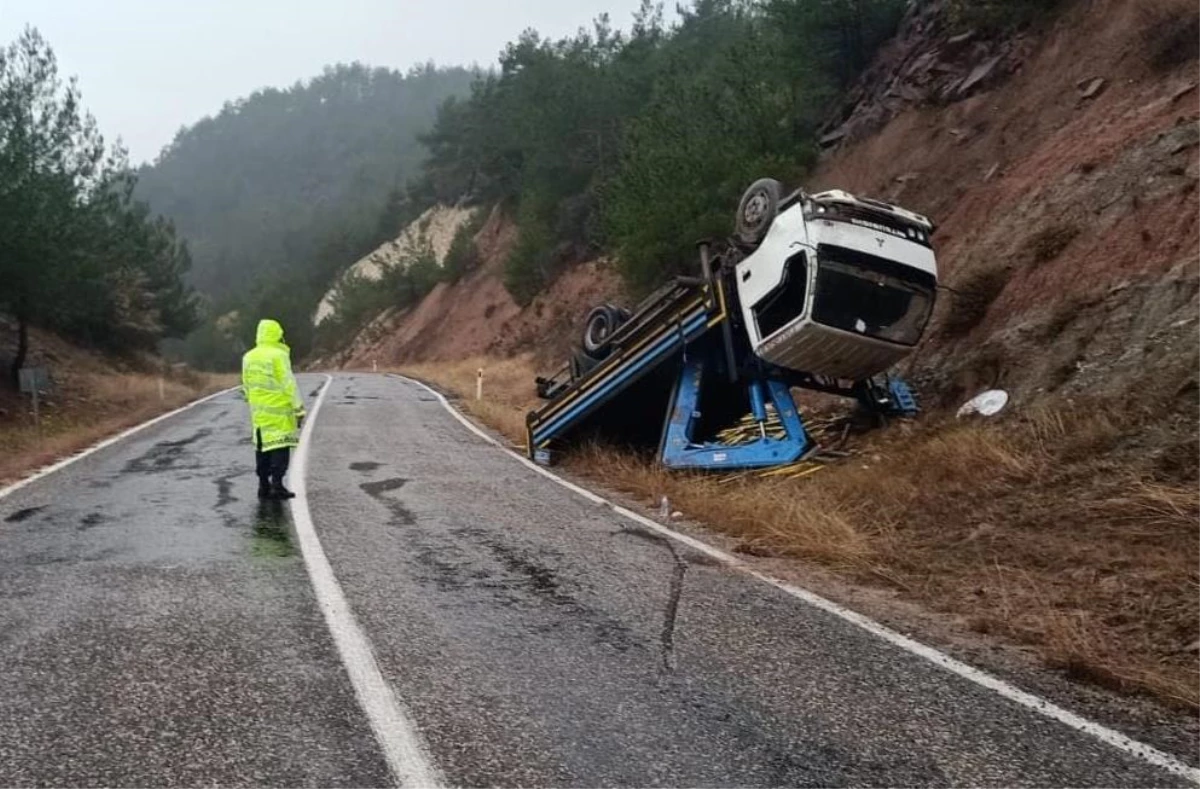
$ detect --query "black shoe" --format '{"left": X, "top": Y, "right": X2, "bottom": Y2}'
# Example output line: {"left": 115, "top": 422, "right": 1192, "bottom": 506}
{"left": 269, "top": 486, "right": 296, "bottom": 500}
{"left": 258, "top": 482, "right": 271, "bottom": 499}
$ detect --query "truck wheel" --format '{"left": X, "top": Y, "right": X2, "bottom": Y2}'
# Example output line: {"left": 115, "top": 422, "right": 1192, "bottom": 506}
{"left": 736, "top": 178, "right": 783, "bottom": 245}
{"left": 582, "top": 304, "right": 625, "bottom": 359}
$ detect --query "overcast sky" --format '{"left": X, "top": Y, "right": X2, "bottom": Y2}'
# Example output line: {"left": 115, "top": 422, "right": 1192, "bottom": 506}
{"left": 0, "top": 0, "right": 655, "bottom": 165}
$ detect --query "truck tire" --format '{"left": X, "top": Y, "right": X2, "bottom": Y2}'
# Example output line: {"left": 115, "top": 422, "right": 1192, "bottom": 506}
{"left": 736, "top": 178, "right": 783, "bottom": 246}
{"left": 582, "top": 304, "right": 627, "bottom": 359}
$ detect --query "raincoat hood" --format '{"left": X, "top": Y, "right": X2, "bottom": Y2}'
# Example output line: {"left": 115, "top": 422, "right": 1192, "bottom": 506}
{"left": 255, "top": 319, "right": 285, "bottom": 346}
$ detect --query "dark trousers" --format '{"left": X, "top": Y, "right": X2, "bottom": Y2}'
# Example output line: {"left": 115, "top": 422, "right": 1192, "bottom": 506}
{"left": 255, "top": 429, "right": 291, "bottom": 488}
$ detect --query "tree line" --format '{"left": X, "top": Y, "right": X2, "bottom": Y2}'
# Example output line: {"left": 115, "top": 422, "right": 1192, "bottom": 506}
{"left": 416, "top": 0, "right": 907, "bottom": 301}
{"left": 0, "top": 28, "right": 196, "bottom": 385}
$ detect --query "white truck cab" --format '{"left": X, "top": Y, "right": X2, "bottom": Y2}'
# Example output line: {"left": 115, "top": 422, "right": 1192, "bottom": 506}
{"left": 732, "top": 184, "right": 937, "bottom": 380}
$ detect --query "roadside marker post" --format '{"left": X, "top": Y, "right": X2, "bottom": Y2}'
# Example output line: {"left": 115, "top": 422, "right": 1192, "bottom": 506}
{"left": 18, "top": 367, "right": 50, "bottom": 442}
{"left": 476, "top": 368, "right": 484, "bottom": 401}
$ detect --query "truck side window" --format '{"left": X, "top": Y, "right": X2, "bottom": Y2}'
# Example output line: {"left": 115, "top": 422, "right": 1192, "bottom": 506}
{"left": 754, "top": 252, "right": 809, "bottom": 340}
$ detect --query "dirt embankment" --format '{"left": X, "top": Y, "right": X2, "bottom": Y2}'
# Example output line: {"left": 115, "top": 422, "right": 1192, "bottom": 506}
{"left": 332, "top": 205, "right": 623, "bottom": 369}
{"left": 0, "top": 323, "right": 232, "bottom": 485}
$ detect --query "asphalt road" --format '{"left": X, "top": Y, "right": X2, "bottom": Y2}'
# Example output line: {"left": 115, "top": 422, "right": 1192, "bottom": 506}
{"left": 0, "top": 372, "right": 1193, "bottom": 787}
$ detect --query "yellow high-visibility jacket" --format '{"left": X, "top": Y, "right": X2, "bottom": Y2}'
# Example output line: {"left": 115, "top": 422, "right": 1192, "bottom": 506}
{"left": 241, "top": 319, "right": 305, "bottom": 452}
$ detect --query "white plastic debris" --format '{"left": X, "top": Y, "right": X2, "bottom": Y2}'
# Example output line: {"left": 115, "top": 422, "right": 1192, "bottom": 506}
{"left": 957, "top": 389, "right": 1009, "bottom": 418}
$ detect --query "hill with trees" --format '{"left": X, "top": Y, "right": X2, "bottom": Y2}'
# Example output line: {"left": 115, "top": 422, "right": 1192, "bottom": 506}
{"left": 135, "top": 62, "right": 476, "bottom": 366}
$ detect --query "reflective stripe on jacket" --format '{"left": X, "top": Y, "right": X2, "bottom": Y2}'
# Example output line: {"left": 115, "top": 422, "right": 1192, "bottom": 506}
{"left": 241, "top": 319, "right": 305, "bottom": 452}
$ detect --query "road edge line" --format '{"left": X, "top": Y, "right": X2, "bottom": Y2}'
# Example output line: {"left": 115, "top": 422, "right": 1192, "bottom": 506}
{"left": 0, "top": 386, "right": 236, "bottom": 502}
{"left": 292, "top": 375, "right": 443, "bottom": 789}
{"left": 392, "top": 373, "right": 1200, "bottom": 785}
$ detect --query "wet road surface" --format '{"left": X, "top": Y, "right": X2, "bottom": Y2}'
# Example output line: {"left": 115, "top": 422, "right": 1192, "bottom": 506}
{"left": 0, "top": 373, "right": 1192, "bottom": 787}
{"left": 0, "top": 382, "right": 389, "bottom": 787}
{"left": 307, "top": 374, "right": 1189, "bottom": 788}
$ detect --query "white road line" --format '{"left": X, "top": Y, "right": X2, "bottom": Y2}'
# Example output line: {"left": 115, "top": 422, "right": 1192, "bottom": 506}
{"left": 292, "top": 375, "right": 443, "bottom": 789}
{"left": 0, "top": 387, "right": 235, "bottom": 502}
{"left": 392, "top": 373, "right": 1200, "bottom": 785}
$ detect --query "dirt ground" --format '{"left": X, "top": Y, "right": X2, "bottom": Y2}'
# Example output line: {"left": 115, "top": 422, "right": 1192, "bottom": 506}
{"left": 0, "top": 324, "right": 232, "bottom": 486}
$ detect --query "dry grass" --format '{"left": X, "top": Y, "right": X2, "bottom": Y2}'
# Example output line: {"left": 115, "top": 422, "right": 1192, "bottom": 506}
{"left": 0, "top": 370, "right": 235, "bottom": 486}
{"left": 940, "top": 267, "right": 1012, "bottom": 338}
{"left": 1024, "top": 223, "right": 1080, "bottom": 268}
{"left": 403, "top": 355, "right": 1199, "bottom": 709}
{"left": 397, "top": 355, "right": 536, "bottom": 444}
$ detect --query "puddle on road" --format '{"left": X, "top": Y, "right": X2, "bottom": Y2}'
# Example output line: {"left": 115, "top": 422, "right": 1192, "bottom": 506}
{"left": 359, "top": 478, "right": 415, "bottom": 525}
{"left": 5, "top": 506, "right": 46, "bottom": 523}
{"left": 214, "top": 471, "right": 245, "bottom": 508}
{"left": 349, "top": 461, "right": 382, "bottom": 472}
{"left": 360, "top": 478, "right": 407, "bottom": 497}
{"left": 78, "top": 512, "right": 110, "bottom": 531}
{"left": 123, "top": 429, "right": 212, "bottom": 474}
{"left": 250, "top": 501, "right": 295, "bottom": 558}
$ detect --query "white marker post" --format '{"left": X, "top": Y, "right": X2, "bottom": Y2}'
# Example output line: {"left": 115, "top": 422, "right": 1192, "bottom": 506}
{"left": 18, "top": 367, "right": 48, "bottom": 444}
{"left": 476, "top": 368, "right": 484, "bottom": 401}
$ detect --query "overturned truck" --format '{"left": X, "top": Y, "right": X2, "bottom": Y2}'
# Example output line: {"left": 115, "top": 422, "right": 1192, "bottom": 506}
{"left": 527, "top": 179, "right": 938, "bottom": 470}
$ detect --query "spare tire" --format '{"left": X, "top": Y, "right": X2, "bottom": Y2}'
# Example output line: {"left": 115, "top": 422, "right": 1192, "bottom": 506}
{"left": 736, "top": 178, "right": 783, "bottom": 246}
{"left": 582, "top": 304, "right": 626, "bottom": 359}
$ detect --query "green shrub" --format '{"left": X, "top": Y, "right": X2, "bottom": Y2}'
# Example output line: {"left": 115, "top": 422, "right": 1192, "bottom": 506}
{"left": 441, "top": 210, "right": 486, "bottom": 283}
{"left": 504, "top": 219, "right": 554, "bottom": 307}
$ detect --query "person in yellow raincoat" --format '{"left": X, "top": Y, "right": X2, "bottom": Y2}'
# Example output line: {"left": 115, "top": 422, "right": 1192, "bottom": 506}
{"left": 241, "top": 319, "right": 306, "bottom": 499}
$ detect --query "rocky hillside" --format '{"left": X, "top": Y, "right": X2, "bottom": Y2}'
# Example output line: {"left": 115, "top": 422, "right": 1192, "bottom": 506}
{"left": 329, "top": 0, "right": 1198, "bottom": 425}
{"left": 814, "top": 0, "right": 1198, "bottom": 417}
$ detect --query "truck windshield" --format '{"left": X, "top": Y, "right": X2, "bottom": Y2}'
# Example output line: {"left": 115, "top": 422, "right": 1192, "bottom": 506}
{"left": 811, "top": 246, "right": 934, "bottom": 346}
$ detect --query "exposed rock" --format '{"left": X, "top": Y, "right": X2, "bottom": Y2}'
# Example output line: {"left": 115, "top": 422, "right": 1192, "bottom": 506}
{"left": 1078, "top": 77, "right": 1107, "bottom": 100}
{"left": 957, "top": 56, "right": 1003, "bottom": 97}
{"left": 947, "top": 30, "right": 976, "bottom": 47}
{"left": 314, "top": 204, "right": 477, "bottom": 325}
{"left": 820, "top": 127, "right": 847, "bottom": 148}
{"left": 1163, "top": 121, "right": 1200, "bottom": 155}
{"left": 815, "top": 0, "right": 1036, "bottom": 155}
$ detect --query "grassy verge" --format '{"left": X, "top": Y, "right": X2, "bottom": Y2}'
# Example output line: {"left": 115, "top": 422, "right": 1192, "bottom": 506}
{"left": 399, "top": 355, "right": 1199, "bottom": 711}
{"left": 0, "top": 370, "right": 236, "bottom": 487}
{"left": 400, "top": 355, "right": 536, "bottom": 443}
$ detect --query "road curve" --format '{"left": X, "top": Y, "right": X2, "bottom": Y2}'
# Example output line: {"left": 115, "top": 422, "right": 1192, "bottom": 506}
{"left": 0, "top": 372, "right": 1192, "bottom": 787}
